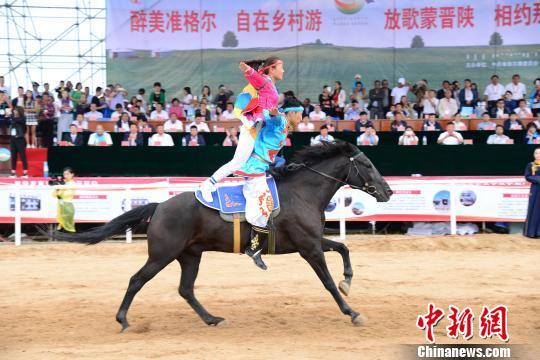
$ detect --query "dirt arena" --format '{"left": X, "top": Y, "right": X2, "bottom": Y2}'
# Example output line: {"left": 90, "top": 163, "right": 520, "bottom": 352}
{"left": 1, "top": 234, "right": 539, "bottom": 360}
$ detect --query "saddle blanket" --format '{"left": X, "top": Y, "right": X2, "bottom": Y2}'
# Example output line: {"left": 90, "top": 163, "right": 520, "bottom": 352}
{"left": 195, "top": 176, "right": 280, "bottom": 214}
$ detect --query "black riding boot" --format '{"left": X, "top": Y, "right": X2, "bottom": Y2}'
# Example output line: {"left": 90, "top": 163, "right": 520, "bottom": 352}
{"left": 245, "top": 226, "right": 268, "bottom": 270}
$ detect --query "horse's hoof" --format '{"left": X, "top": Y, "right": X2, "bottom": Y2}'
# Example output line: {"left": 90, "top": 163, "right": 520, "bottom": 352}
{"left": 338, "top": 280, "right": 350, "bottom": 296}
{"left": 352, "top": 313, "right": 367, "bottom": 327}
{"left": 216, "top": 319, "right": 229, "bottom": 327}
{"left": 120, "top": 323, "right": 130, "bottom": 333}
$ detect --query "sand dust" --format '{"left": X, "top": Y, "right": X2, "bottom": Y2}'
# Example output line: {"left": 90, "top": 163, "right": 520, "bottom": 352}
{"left": 1, "top": 234, "right": 539, "bottom": 360}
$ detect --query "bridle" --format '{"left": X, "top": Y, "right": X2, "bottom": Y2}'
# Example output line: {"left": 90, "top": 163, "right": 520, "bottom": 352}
{"left": 296, "top": 152, "right": 379, "bottom": 195}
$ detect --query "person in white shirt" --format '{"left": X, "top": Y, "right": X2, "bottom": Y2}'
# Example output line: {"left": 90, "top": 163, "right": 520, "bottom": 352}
{"left": 357, "top": 126, "right": 379, "bottom": 146}
{"left": 84, "top": 103, "right": 103, "bottom": 121}
{"left": 297, "top": 116, "right": 315, "bottom": 132}
{"left": 422, "top": 90, "right": 439, "bottom": 115}
{"left": 110, "top": 104, "right": 124, "bottom": 122}
{"left": 484, "top": 75, "right": 506, "bottom": 111}
{"left": 437, "top": 122, "right": 464, "bottom": 145}
{"left": 437, "top": 90, "right": 458, "bottom": 118}
{"left": 487, "top": 125, "right": 511, "bottom": 144}
{"left": 505, "top": 74, "right": 527, "bottom": 101}
{"left": 219, "top": 102, "right": 236, "bottom": 120}
{"left": 452, "top": 114, "right": 468, "bottom": 131}
{"left": 0, "top": 75, "right": 10, "bottom": 96}
{"left": 309, "top": 104, "right": 326, "bottom": 121}
{"left": 71, "top": 114, "right": 89, "bottom": 131}
{"left": 163, "top": 113, "right": 184, "bottom": 132}
{"left": 149, "top": 125, "right": 174, "bottom": 146}
{"left": 311, "top": 125, "right": 335, "bottom": 145}
{"left": 514, "top": 99, "right": 533, "bottom": 118}
{"left": 150, "top": 103, "right": 169, "bottom": 120}
{"left": 398, "top": 126, "right": 419, "bottom": 145}
{"left": 476, "top": 112, "right": 497, "bottom": 130}
{"left": 88, "top": 125, "right": 113, "bottom": 146}
{"left": 188, "top": 115, "right": 210, "bottom": 133}
{"left": 390, "top": 77, "right": 409, "bottom": 105}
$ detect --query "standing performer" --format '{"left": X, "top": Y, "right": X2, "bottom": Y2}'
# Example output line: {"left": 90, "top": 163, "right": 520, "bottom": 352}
{"left": 240, "top": 97, "right": 303, "bottom": 270}
{"left": 54, "top": 167, "right": 77, "bottom": 233}
{"left": 524, "top": 148, "right": 540, "bottom": 238}
{"left": 199, "top": 56, "right": 284, "bottom": 202}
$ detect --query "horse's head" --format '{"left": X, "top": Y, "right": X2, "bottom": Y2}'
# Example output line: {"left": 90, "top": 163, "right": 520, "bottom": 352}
{"left": 345, "top": 149, "right": 392, "bottom": 202}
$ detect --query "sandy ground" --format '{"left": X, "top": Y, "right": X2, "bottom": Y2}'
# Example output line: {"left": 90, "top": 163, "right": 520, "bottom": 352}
{"left": 0, "top": 234, "right": 539, "bottom": 360}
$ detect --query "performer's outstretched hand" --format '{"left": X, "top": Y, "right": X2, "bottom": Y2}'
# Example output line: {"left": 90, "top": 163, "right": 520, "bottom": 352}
{"left": 239, "top": 62, "right": 249, "bottom": 72}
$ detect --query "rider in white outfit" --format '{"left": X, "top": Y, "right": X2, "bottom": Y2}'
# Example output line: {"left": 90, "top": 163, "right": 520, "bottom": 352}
{"left": 199, "top": 57, "right": 284, "bottom": 202}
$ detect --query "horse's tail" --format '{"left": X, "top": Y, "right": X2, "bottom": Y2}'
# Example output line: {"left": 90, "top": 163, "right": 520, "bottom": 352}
{"left": 38, "top": 203, "right": 159, "bottom": 245}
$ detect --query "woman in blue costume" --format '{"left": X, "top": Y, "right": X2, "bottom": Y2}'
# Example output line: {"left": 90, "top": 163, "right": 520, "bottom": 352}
{"left": 524, "top": 147, "right": 540, "bottom": 238}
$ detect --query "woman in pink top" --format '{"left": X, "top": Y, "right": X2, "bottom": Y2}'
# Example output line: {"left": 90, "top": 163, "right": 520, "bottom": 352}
{"left": 199, "top": 56, "right": 284, "bottom": 202}
{"left": 168, "top": 98, "right": 185, "bottom": 119}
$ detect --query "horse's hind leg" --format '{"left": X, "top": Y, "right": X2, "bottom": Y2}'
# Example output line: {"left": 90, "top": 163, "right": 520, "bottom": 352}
{"left": 177, "top": 247, "right": 226, "bottom": 326}
{"left": 321, "top": 238, "right": 353, "bottom": 296}
{"left": 116, "top": 257, "right": 172, "bottom": 331}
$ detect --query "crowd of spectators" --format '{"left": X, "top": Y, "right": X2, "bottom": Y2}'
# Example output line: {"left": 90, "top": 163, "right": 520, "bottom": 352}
{"left": 0, "top": 73, "right": 539, "bottom": 149}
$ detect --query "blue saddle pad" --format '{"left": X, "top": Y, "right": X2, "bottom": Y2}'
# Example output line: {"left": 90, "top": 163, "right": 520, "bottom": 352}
{"left": 195, "top": 176, "right": 280, "bottom": 214}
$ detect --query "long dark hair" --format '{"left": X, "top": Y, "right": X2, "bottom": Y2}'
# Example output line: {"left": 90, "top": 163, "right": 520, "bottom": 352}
{"left": 13, "top": 106, "right": 25, "bottom": 118}
{"left": 245, "top": 56, "right": 281, "bottom": 74}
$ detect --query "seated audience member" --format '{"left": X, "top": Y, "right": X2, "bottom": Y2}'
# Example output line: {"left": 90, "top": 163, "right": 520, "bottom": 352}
{"left": 297, "top": 116, "right": 315, "bottom": 132}
{"left": 491, "top": 99, "right": 510, "bottom": 119}
{"left": 309, "top": 104, "right": 326, "bottom": 121}
{"left": 394, "top": 104, "right": 408, "bottom": 118}
{"left": 452, "top": 114, "right": 468, "bottom": 131}
{"left": 110, "top": 103, "right": 124, "bottom": 121}
{"left": 116, "top": 112, "right": 133, "bottom": 132}
{"left": 385, "top": 105, "right": 396, "bottom": 119}
{"left": 222, "top": 127, "right": 239, "bottom": 146}
{"left": 437, "top": 89, "right": 458, "bottom": 118}
{"left": 164, "top": 113, "right": 184, "bottom": 132}
{"left": 88, "top": 124, "right": 113, "bottom": 146}
{"left": 354, "top": 111, "right": 374, "bottom": 132}
{"left": 150, "top": 103, "right": 169, "bottom": 121}
{"left": 423, "top": 89, "right": 439, "bottom": 115}
{"left": 188, "top": 113, "right": 210, "bottom": 132}
{"left": 61, "top": 124, "right": 84, "bottom": 146}
{"left": 138, "top": 117, "right": 155, "bottom": 132}
{"left": 123, "top": 124, "right": 144, "bottom": 146}
{"left": 168, "top": 98, "right": 184, "bottom": 119}
{"left": 503, "top": 113, "right": 523, "bottom": 131}
{"left": 503, "top": 91, "right": 517, "bottom": 112}
{"left": 75, "top": 94, "right": 90, "bottom": 115}
{"left": 437, "top": 122, "right": 464, "bottom": 145}
{"left": 422, "top": 113, "right": 442, "bottom": 131}
{"left": 84, "top": 103, "right": 103, "bottom": 121}
{"left": 344, "top": 100, "right": 362, "bottom": 120}
{"left": 356, "top": 126, "right": 379, "bottom": 146}
{"left": 525, "top": 123, "right": 539, "bottom": 144}
{"left": 72, "top": 113, "right": 89, "bottom": 131}
{"left": 198, "top": 101, "right": 212, "bottom": 121}
{"left": 390, "top": 113, "right": 408, "bottom": 131}
{"left": 398, "top": 126, "right": 419, "bottom": 145}
{"left": 323, "top": 117, "right": 336, "bottom": 132}
{"left": 514, "top": 99, "right": 533, "bottom": 118}
{"left": 487, "top": 125, "right": 511, "bottom": 144}
{"left": 302, "top": 98, "right": 314, "bottom": 118}
{"left": 149, "top": 125, "right": 174, "bottom": 146}
{"left": 220, "top": 102, "right": 235, "bottom": 120}
{"left": 183, "top": 125, "right": 206, "bottom": 146}
{"left": 311, "top": 125, "right": 335, "bottom": 145}
{"left": 477, "top": 112, "right": 497, "bottom": 130}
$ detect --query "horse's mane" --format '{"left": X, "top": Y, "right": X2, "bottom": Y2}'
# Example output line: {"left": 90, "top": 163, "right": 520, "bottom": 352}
{"left": 270, "top": 141, "right": 358, "bottom": 180}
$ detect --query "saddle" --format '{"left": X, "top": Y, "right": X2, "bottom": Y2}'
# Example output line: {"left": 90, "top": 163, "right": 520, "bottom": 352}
{"left": 195, "top": 176, "right": 280, "bottom": 254}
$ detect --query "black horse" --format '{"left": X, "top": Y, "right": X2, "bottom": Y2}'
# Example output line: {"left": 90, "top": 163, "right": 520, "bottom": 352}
{"left": 48, "top": 141, "right": 392, "bottom": 330}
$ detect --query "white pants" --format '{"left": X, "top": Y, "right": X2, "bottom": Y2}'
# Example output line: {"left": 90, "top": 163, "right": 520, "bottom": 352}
{"left": 243, "top": 175, "right": 273, "bottom": 228}
{"left": 210, "top": 126, "right": 255, "bottom": 182}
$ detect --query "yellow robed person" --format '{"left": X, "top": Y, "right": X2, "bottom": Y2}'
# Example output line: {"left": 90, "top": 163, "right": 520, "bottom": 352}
{"left": 53, "top": 167, "right": 76, "bottom": 232}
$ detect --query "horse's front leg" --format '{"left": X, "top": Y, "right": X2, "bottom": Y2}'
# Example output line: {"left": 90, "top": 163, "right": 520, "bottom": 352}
{"left": 321, "top": 238, "right": 353, "bottom": 296}
{"left": 299, "top": 243, "right": 365, "bottom": 326}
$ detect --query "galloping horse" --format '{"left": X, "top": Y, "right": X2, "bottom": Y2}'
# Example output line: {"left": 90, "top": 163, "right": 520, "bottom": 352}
{"left": 49, "top": 141, "right": 392, "bottom": 330}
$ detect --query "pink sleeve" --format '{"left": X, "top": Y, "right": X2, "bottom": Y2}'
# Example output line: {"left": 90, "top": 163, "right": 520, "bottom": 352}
{"left": 243, "top": 67, "right": 267, "bottom": 90}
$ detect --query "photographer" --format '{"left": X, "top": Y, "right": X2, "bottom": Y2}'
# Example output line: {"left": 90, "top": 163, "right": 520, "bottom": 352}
{"left": 9, "top": 106, "right": 28, "bottom": 178}
{"left": 52, "top": 167, "right": 76, "bottom": 233}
